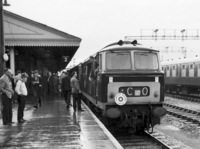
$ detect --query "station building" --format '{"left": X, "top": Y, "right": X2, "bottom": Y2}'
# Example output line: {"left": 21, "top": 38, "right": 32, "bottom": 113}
{"left": 3, "top": 10, "right": 81, "bottom": 76}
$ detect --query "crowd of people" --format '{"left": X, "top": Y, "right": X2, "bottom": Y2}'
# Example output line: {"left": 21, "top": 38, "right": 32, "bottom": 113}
{"left": 0, "top": 68, "right": 83, "bottom": 125}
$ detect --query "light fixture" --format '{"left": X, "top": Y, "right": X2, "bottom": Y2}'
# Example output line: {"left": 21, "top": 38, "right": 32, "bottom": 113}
{"left": 3, "top": 53, "right": 9, "bottom": 61}
{"left": 3, "top": 0, "right": 10, "bottom": 6}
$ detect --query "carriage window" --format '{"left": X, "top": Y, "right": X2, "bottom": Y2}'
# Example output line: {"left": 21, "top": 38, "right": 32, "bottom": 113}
{"left": 190, "top": 64, "right": 194, "bottom": 69}
{"left": 173, "top": 65, "right": 176, "bottom": 69}
{"left": 182, "top": 65, "right": 185, "bottom": 69}
{"left": 106, "top": 52, "right": 131, "bottom": 70}
{"left": 134, "top": 52, "right": 158, "bottom": 70}
{"left": 167, "top": 66, "right": 169, "bottom": 70}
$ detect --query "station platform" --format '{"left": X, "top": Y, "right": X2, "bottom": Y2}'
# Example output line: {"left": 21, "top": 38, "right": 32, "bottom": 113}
{"left": 0, "top": 95, "right": 123, "bottom": 149}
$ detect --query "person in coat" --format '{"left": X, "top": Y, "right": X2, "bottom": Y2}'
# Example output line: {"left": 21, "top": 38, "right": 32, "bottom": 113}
{"left": 70, "top": 71, "right": 84, "bottom": 112}
{"left": 61, "top": 71, "right": 71, "bottom": 109}
{"left": 0, "top": 68, "right": 14, "bottom": 125}
{"left": 31, "top": 70, "right": 43, "bottom": 109}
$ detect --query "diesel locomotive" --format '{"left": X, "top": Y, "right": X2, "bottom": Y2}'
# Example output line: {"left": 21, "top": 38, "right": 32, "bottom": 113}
{"left": 71, "top": 40, "right": 166, "bottom": 132}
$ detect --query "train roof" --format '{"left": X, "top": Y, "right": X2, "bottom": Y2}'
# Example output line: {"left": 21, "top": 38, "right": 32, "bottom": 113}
{"left": 100, "top": 40, "right": 159, "bottom": 53}
{"left": 161, "top": 56, "right": 200, "bottom": 66}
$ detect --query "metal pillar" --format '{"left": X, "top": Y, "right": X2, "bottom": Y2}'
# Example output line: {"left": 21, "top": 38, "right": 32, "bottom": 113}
{"left": 0, "top": 0, "right": 4, "bottom": 76}
{"left": 9, "top": 47, "right": 15, "bottom": 75}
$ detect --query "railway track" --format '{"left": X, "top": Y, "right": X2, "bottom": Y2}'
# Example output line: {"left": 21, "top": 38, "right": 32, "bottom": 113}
{"left": 85, "top": 100, "right": 193, "bottom": 149}
{"left": 112, "top": 128, "right": 192, "bottom": 149}
{"left": 115, "top": 132, "right": 162, "bottom": 149}
{"left": 165, "top": 93, "right": 200, "bottom": 103}
{"left": 163, "top": 103, "right": 200, "bottom": 126}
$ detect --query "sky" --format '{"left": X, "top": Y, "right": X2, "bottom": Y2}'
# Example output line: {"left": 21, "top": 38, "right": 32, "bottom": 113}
{"left": 4, "top": 0, "right": 200, "bottom": 66}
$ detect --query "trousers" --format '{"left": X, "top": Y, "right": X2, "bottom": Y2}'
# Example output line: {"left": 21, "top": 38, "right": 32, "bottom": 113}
{"left": 1, "top": 94, "right": 12, "bottom": 124}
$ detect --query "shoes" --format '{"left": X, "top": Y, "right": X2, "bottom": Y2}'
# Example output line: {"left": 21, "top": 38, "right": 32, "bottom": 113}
{"left": 18, "top": 120, "right": 25, "bottom": 123}
{"left": 78, "top": 109, "right": 84, "bottom": 112}
{"left": 34, "top": 105, "right": 38, "bottom": 109}
{"left": 3, "top": 122, "right": 15, "bottom": 125}
{"left": 18, "top": 119, "right": 27, "bottom": 123}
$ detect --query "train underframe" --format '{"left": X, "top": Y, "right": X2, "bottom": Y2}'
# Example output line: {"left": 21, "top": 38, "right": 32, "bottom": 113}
{"left": 104, "top": 104, "right": 165, "bottom": 133}
{"left": 83, "top": 95, "right": 166, "bottom": 133}
{"left": 165, "top": 84, "right": 200, "bottom": 97}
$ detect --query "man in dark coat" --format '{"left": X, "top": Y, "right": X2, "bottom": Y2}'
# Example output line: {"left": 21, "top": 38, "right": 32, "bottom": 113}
{"left": 31, "top": 70, "right": 43, "bottom": 109}
{"left": 61, "top": 71, "right": 71, "bottom": 109}
{"left": 0, "top": 68, "right": 14, "bottom": 125}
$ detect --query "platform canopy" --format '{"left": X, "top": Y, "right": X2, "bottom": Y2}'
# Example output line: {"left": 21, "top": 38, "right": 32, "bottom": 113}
{"left": 4, "top": 10, "right": 81, "bottom": 47}
{"left": 3, "top": 10, "right": 81, "bottom": 71}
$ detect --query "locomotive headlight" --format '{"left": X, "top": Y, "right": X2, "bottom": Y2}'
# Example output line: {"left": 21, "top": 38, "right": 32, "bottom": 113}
{"left": 115, "top": 93, "right": 127, "bottom": 106}
{"left": 154, "top": 91, "right": 159, "bottom": 98}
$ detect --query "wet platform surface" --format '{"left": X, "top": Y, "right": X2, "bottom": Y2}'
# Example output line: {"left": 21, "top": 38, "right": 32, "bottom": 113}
{"left": 0, "top": 95, "right": 122, "bottom": 149}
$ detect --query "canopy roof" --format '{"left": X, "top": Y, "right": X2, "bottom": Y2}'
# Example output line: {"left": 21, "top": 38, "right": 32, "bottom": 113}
{"left": 4, "top": 10, "right": 81, "bottom": 47}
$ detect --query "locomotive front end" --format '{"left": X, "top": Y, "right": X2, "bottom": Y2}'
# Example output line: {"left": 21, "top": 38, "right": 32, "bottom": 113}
{"left": 101, "top": 45, "right": 166, "bottom": 132}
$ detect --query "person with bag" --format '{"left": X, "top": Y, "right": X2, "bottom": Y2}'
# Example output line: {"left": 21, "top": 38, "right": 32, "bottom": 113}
{"left": 0, "top": 68, "right": 14, "bottom": 125}
{"left": 70, "top": 71, "right": 84, "bottom": 112}
{"left": 15, "top": 73, "right": 29, "bottom": 123}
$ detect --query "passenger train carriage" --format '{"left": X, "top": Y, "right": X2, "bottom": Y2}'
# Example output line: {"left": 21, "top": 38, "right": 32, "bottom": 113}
{"left": 162, "top": 57, "right": 200, "bottom": 98}
{"left": 70, "top": 40, "right": 166, "bottom": 132}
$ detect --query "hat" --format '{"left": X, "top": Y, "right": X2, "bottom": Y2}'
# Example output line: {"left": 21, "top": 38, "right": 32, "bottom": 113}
{"left": 34, "top": 70, "right": 39, "bottom": 74}
{"left": 63, "top": 71, "right": 68, "bottom": 75}
{"left": 21, "top": 73, "right": 29, "bottom": 78}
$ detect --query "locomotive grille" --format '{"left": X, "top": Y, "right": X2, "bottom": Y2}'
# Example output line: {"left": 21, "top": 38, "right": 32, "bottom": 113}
{"left": 113, "top": 77, "right": 155, "bottom": 82}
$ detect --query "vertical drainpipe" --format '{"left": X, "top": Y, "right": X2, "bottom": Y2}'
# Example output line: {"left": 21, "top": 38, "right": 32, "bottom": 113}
{"left": 0, "top": 0, "right": 5, "bottom": 76}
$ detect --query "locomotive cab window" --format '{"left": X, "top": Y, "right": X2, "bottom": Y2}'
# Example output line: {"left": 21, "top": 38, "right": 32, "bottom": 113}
{"left": 106, "top": 52, "right": 131, "bottom": 70}
{"left": 134, "top": 52, "right": 158, "bottom": 70}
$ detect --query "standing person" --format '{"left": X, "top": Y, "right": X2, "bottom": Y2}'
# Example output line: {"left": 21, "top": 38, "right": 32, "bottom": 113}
{"left": 70, "top": 71, "right": 84, "bottom": 112}
{"left": 61, "top": 71, "right": 71, "bottom": 109}
{"left": 0, "top": 68, "right": 14, "bottom": 125}
{"left": 13, "top": 70, "right": 22, "bottom": 103}
{"left": 15, "top": 73, "right": 29, "bottom": 123}
{"left": 31, "top": 70, "right": 43, "bottom": 109}
{"left": 47, "top": 71, "right": 53, "bottom": 95}
{"left": 52, "top": 72, "right": 59, "bottom": 95}
{"left": 13, "top": 70, "right": 22, "bottom": 84}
